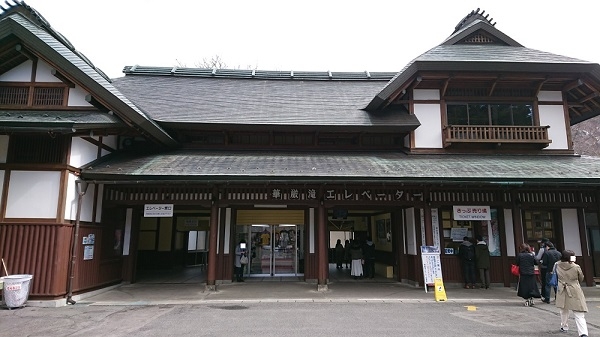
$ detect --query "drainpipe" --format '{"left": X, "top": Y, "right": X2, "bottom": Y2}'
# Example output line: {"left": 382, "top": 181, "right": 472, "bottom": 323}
{"left": 66, "top": 180, "right": 89, "bottom": 305}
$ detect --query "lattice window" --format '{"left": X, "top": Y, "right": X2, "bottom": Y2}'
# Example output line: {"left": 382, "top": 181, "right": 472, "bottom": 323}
{"left": 0, "top": 86, "right": 28, "bottom": 105}
{"left": 33, "top": 87, "right": 64, "bottom": 106}
{"left": 463, "top": 33, "right": 495, "bottom": 44}
{"left": 8, "top": 134, "right": 67, "bottom": 163}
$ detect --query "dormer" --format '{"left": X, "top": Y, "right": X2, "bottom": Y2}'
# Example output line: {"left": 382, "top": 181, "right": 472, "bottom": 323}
{"left": 366, "top": 9, "right": 600, "bottom": 155}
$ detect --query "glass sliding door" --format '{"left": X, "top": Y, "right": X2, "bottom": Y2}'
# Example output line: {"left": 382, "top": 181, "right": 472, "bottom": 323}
{"left": 236, "top": 224, "right": 303, "bottom": 277}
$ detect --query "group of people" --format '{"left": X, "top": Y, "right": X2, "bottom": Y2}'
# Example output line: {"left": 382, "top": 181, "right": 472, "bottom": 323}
{"left": 334, "top": 238, "right": 376, "bottom": 280}
{"left": 458, "top": 235, "right": 491, "bottom": 289}
{"left": 516, "top": 239, "right": 588, "bottom": 337}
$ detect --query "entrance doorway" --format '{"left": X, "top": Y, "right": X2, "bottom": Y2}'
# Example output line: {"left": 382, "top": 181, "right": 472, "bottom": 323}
{"left": 236, "top": 224, "right": 304, "bottom": 277}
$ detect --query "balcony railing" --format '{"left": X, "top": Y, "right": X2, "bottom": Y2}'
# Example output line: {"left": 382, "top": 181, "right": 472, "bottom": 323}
{"left": 443, "top": 125, "right": 551, "bottom": 148}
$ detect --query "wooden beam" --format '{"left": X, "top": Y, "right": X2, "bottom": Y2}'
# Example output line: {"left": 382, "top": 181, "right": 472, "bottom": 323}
{"left": 563, "top": 79, "right": 583, "bottom": 92}
{"left": 488, "top": 76, "right": 501, "bottom": 96}
{"left": 441, "top": 76, "right": 451, "bottom": 97}
{"left": 534, "top": 78, "right": 548, "bottom": 97}
{"left": 51, "top": 69, "right": 75, "bottom": 88}
{"left": 578, "top": 91, "right": 600, "bottom": 104}
{"left": 15, "top": 44, "right": 37, "bottom": 61}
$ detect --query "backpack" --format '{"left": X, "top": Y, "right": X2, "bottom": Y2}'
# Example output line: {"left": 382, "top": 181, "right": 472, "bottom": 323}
{"left": 462, "top": 244, "right": 475, "bottom": 261}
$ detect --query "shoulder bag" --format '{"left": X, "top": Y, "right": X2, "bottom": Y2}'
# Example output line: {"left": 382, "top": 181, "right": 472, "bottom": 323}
{"left": 240, "top": 255, "right": 249, "bottom": 265}
{"left": 548, "top": 263, "right": 558, "bottom": 288}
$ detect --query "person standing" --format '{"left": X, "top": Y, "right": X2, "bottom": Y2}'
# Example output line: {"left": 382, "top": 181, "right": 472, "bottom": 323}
{"left": 540, "top": 242, "right": 562, "bottom": 303}
{"left": 474, "top": 235, "right": 490, "bottom": 289}
{"left": 516, "top": 243, "right": 541, "bottom": 306}
{"left": 334, "top": 239, "right": 345, "bottom": 269}
{"left": 458, "top": 236, "right": 476, "bottom": 289}
{"left": 363, "top": 238, "right": 376, "bottom": 279}
{"left": 349, "top": 240, "right": 364, "bottom": 280}
{"left": 535, "top": 238, "right": 549, "bottom": 301}
{"left": 344, "top": 239, "right": 351, "bottom": 269}
{"left": 555, "top": 250, "right": 588, "bottom": 337}
{"left": 234, "top": 239, "right": 247, "bottom": 282}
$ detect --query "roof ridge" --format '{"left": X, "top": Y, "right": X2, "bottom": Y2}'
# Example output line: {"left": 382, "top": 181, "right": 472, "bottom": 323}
{"left": 122, "top": 66, "right": 397, "bottom": 81}
{"left": 1, "top": 0, "right": 112, "bottom": 82}
{"left": 453, "top": 8, "right": 496, "bottom": 34}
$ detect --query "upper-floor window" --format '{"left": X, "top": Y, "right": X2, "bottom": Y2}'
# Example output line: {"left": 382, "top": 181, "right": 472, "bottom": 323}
{"left": 0, "top": 84, "right": 66, "bottom": 107}
{"left": 447, "top": 103, "right": 533, "bottom": 126}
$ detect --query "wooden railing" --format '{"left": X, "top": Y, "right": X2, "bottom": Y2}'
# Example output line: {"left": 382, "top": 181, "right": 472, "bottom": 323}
{"left": 443, "top": 125, "right": 551, "bottom": 147}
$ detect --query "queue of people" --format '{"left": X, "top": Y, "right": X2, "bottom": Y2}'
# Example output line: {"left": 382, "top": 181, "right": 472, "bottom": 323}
{"left": 515, "top": 239, "right": 588, "bottom": 337}
{"left": 334, "top": 238, "right": 377, "bottom": 280}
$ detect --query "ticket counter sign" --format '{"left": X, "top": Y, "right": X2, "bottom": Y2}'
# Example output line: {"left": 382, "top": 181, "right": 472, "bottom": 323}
{"left": 453, "top": 206, "right": 491, "bottom": 220}
{"left": 144, "top": 204, "right": 174, "bottom": 217}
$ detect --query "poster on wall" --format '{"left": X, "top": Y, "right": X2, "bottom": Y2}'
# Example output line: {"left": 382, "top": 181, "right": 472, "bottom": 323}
{"left": 83, "top": 245, "right": 94, "bottom": 260}
{"left": 485, "top": 209, "right": 501, "bottom": 256}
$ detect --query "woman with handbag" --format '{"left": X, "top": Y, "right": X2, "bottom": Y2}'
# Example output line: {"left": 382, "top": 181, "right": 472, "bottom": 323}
{"left": 234, "top": 239, "right": 248, "bottom": 282}
{"left": 515, "top": 243, "right": 541, "bottom": 306}
{"left": 555, "top": 250, "right": 588, "bottom": 337}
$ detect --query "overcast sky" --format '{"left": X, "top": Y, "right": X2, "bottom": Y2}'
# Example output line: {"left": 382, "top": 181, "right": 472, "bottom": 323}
{"left": 19, "top": 0, "right": 600, "bottom": 79}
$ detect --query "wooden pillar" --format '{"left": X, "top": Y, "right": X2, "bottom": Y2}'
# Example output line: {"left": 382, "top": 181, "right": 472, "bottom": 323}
{"left": 423, "top": 206, "right": 433, "bottom": 246}
{"left": 511, "top": 190, "right": 524, "bottom": 251}
{"left": 206, "top": 188, "right": 219, "bottom": 291}
{"left": 577, "top": 207, "right": 594, "bottom": 286}
{"left": 317, "top": 202, "right": 328, "bottom": 290}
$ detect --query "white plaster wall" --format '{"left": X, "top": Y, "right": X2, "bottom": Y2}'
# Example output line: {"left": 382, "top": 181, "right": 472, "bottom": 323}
{"left": 0, "top": 60, "right": 32, "bottom": 82}
{"left": 405, "top": 207, "right": 417, "bottom": 255}
{"left": 68, "top": 86, "right": 93, "bottom": 107}
{"left": 413, "top": 104, "right": 443, "bottom": 148}
{"left": 224, "top": 208, "right": 231, "bottom": 253}
{"left": 70, "top": 137, "right": 99, "bottom": 168}
{"left": 35, "top": 60, "right": 61, "bottom": 82}
{"left": 95, "top": 184, "right": 104, "bottom": 223}
{"left": 64, "top": 172, "right": 94, "bottom": 222}
{"left": 0, "top": 171, "right": 4, "bottom": 212}
{"left": 309, "top": 208, "right": 315, "bottom": 254}
{"left": 6, "top": 171, "right": 61, "bottom": 218}
{"left": 101, "top": 135, "right": 118, "bottom": 156}
{"left": 539, "top": 105, "right": 568, "bottom": 149}
{"left": 504, "top": 209, "right": 516, "bottom": 256}
{"left": 538, "top": 91, "right": 562, "bottom": 102}
{"left": 0, "top": 135, "right": 8, "bottom": 163}
{"left": 413, "top": 89, "right": 440, "bottom": 100}
{"left": 562, "top": 208, "right": 582, "bottom": 256}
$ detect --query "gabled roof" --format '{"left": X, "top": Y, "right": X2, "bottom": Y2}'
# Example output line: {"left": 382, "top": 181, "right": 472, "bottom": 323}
{"left": 112, "top": 68, "right": 420, "bottom": 132}
{"left": 0, "top": 1, "right": 178, "bottom": 147}
{"left": 366, "top": 9, "right": 600, "bottom": 125}
{"left": 81, "top": 150, "right": 600, "bottom": 185}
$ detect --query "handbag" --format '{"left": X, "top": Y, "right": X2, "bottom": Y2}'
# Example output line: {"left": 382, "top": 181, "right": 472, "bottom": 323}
{"left": 548, "top": 264, "right": 558, "bottom": 288}
{"left": 240, "top": 255, "right": 249, "bottom": 265}
{"left": 511, "top": 264, "right": 520, "bottom": 276}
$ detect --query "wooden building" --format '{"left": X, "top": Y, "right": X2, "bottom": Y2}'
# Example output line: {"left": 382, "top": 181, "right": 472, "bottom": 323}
{"left": 2, "top": 3, "right": 600, "bottom": 301}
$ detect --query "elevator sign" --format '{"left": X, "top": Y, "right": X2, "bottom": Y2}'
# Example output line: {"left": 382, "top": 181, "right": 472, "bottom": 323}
{"left": 453, "top": 206, "right": 491, "bottom": 220}
{"left": 144, "top": 204, "right": 174, "bottom": 217}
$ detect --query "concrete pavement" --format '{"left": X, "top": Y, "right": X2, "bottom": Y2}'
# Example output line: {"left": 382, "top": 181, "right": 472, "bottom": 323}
{"left": 27, "top": 278, "right": 600, "bottom": 307}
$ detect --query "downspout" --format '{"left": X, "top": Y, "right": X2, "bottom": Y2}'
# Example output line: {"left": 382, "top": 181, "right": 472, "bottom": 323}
{"left": 66, "top": 180, "right": 89, "bottom": 305}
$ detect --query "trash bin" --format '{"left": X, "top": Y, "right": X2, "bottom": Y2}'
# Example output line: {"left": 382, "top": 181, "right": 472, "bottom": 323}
{"left": 1, "top": 274, "right": 33, "bottom": 309}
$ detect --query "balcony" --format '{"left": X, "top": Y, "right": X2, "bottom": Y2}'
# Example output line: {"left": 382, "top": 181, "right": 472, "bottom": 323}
{"left": 443, "top": 125, "right": 551, "bottom": 148}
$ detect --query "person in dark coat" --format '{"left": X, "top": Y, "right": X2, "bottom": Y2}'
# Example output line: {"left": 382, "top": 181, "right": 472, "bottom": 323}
{"left": 516, "top": 243, "right": 541, "bottom": 306}
{"left": 344, "top": 239, "right": 351, "bottom": 269}
{"left": 458, "top": 236, "right": 476, "bottom": 289}
{"left": 541, "top": 241, "right": 562, "bottom": 303}
{"left": 334, "top": 239, "right": 345, "bottom": 269}
{"left": 363, "top": 239, "right": 376, "bottom": 279}
{"left": 474, "top": 235, "right": 490, "bottom": 289}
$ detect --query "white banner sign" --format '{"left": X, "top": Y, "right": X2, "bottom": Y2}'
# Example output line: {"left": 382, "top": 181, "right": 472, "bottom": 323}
{"left": 144, "top": 204, "right": 174, "bottom": 217}
{"left": 453, "top": 205, "right": 491, "bottom": 220}
{"left": 421, "top": 246, "right": 443, "bottom": 288}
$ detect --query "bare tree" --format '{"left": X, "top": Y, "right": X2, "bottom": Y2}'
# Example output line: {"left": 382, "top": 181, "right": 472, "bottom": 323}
{"left": 175, "top": 55, "right": 257, "bottom": 70}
